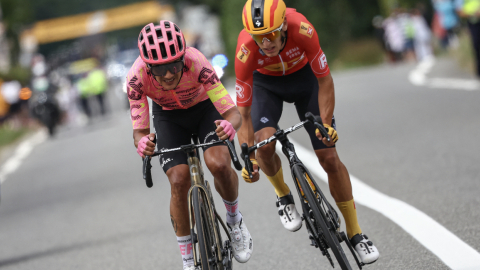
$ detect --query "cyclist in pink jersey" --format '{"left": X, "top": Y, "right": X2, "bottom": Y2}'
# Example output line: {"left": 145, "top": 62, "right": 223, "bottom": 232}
{"left": 127, "top": 21, "right": 253, "bottom": 270}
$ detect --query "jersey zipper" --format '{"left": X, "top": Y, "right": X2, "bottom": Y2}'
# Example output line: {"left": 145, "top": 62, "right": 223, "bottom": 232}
{"left": 278, "top": 55, "right": 286, "bottom": 76}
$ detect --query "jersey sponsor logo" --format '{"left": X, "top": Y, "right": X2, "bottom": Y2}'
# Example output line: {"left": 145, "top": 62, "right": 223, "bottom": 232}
{"left": 260, "top": 117, "right": 269, "bottom": 123}
{"left": 319, "top": 52, "right": 328, "bottom": 69}
{"left": 236, "top": 44, "right": 250, "bottom": 63}
{"left": 235, "top": 83, "right": 245, "bottom": 99}
{"left": 258, "top": 59, "right": 264, "bottom": 65}
{"left": 285, "top": 47, "right": 301, "bottom": 59}
{"left": 198, "top": 67, "right": 219, "bottom": 85}
{"left": 127, "top": 76, "right": 143, "bottom": 100}
{"left": 299, "top": 22, "right": 314, "bottom": 38}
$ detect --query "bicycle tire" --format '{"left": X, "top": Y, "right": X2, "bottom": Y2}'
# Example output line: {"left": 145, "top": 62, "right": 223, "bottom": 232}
{"left": 206, "top": 181, "right": 225, "bottom": 270}
{"left": 193, "top": 187, "right": 219, "bottom": 270}
{"left": 293, "top": 166, "right": 352, "bottom": 270}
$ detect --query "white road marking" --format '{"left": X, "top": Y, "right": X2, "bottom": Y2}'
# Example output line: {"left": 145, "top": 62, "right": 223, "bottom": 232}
{"left": 276, "top": 140, "right": 480, "bottom": 270}
{"left": 409, "top": 57, "right": 480, "bottom": 91}
{"left": 0, "top": 130, "right": 47, "bottom": 184}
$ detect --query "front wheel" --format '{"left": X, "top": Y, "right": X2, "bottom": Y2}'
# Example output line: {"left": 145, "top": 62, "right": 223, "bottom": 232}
{"left": 294, "top": 166, "right": 352, "bottom": 270}
{"left": 192, "top": 187, "right": 221, "bottom": 270}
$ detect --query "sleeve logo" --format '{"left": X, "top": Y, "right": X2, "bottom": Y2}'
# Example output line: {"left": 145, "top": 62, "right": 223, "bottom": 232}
{"left": 236, "top": 44, "right": 250, "bottom": 63}
{"left": 299, "top": 22, "right": 314, "bottom": 38}
{"left": 127, "top": 76, "right": 143, "bottom": 100}
{"left": 198, "top": 67, "right": 219, "bottom": 85}
{"left": 235, "top": 83, "right": 245, "bottom": 99}
{"left": 319, "top": 53, "right": 328, "bottom": 69}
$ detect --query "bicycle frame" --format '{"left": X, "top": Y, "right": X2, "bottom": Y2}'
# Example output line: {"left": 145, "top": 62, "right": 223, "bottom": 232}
{"left": 143, "top": 137, "right": 242, "bottom": 270}
{"left": 241, "top": 112, "right": 363, "bottom": 269}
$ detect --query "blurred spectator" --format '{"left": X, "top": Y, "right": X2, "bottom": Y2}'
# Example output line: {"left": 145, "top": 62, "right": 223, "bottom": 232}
{"left": 76, "top": 67, "right": 108, "bottom": 120}
{"left": 412, "top": 9, "right": 434, "bottom": 61}
{"left": 432, "top": 0, "right": 460, "bottom": 49}
{"left": 456, "top": 0, "right": 480, "bottom": 78}
{"left": 398, "top": 10, "right": 417, "bottom": 61}
{"left": 383, "top": 12, "right": 405, "bottom": 62}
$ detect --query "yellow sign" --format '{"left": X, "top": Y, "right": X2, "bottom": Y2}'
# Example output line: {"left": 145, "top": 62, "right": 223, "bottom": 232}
{"left": 236, "top": 44, "right": 250, "bottom": 63}
{"left": 22, "top": 2, "right": 174, "bottom": 44}
{"left": 299, "top": 22, "right": 314, "bottom": 38}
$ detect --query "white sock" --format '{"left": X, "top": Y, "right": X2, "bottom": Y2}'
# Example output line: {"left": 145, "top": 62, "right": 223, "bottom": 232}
{"left": 223, "top": 197, "right": 242, "bottom": 224}
{"left": 177, "top": 235, "right": 194, "bottom": 267}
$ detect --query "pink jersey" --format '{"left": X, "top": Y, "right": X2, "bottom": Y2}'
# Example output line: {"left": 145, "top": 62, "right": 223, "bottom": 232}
{"left": 126, "top": 47, "right": 235, "bottom": 129}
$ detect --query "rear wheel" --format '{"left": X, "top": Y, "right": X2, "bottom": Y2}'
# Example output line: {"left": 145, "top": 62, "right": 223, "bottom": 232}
{"left": 294, "top": 166, "right": 352, "bottom": 270}
{"left": 193, "top": 187, "right": 221, "bottom": 270}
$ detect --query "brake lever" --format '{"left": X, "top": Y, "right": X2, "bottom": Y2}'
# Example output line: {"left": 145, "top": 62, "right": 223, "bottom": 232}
{"left": 143, "top": 156, "right": 153, "bottom": 188}
{"left": 241, "top": 143, "right": 253, "bottom": 179}
{"left": 225, "top": 140, "right": 243, "bottom": 171}
{"left": 305, "top": 112, "right": 331, "bottom": 142}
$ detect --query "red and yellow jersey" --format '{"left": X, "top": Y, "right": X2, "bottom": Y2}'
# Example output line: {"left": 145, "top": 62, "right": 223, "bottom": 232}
{"left": 235, "top": 8, "right": 330, "bottom": 107}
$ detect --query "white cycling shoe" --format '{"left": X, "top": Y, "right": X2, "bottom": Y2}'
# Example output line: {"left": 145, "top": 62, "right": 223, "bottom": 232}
{"left": 350, "top": 234, "right": 379, "bottom": 264}
{"left": 276, "top": 193, "right": 302, "bottom": 232}
{"left": 227, "top": 218, "right": 253, "bottom": 263}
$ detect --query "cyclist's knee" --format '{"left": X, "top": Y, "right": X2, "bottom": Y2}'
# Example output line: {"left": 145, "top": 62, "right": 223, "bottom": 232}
{"left": 316, "top": 150, "right": 341, "bottom": 173}
{"left": 256, "top": 142, "right": 276, "bottom": 160}
{"left": 166, "top": 166, "right": 191, "bottom": 199}
{"left": 207, "top": 159, "right": 232, "bottom": 180}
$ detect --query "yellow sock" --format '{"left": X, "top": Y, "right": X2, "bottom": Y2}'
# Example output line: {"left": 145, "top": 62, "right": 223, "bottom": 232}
{"left": 336, "top": 199, "right": 362, "bottom": 239}
{"left": 265, "top": 167, "right": 290, "bottom": 198}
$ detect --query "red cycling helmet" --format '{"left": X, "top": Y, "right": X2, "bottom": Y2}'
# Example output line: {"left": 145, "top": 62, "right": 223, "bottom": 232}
{"left": 138, "top": 20, "right": 186, "bottom": 65}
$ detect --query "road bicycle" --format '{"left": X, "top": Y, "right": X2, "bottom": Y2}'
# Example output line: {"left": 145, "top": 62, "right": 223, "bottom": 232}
{"left": 143, "top": 136, "right": 243, "bottom": 270}
{"left": 241, "top": 112, "right": 363, "bottom": 270}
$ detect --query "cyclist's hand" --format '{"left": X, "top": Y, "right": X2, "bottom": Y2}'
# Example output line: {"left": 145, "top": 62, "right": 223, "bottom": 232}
{"left": 315, "top": 124, "right": 338, "bottom": 146}
{"left": 242, "top": 159, "right": 260, "bottom": 183}
{"left": 215, "top": 120, "right": 236, "bottom": 141}
{"left": 137, "top": 133, "right": 156, "bottom": 158}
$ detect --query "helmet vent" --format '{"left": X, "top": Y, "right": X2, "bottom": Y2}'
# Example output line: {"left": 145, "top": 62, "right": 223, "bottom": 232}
{"left": 169, "top": 44, "right": 176, "bottom": 57}
{"left": 139, "top": 33, "right": 143, "bottom": 42}
{"left": 174, "top": 25, "right": 180, "bottom": 33}
{"left": 176, "top": 35, "right": 183, "bottom": 52}
{"left": 164, "top": 21, "right": 170, "bottom": 28}
{"left": 159, "top": 43, "right": 167, "bottom": 59}
{"left": 255, "top": 8, "right": 261, "bottom": 17}
{"left": 142, "top": 44, "right": 149, "bottom": 59}
{"left": 151, "top": 49, "right": 158, "bottom": 60}
{"left": 145, "top": 25, "right": 151, "bottom": 33}
{"left": 148, "top": 36, "right": 154, "bottom": 45}
{"left": 156, "top": 29, "right": 163, "bottom": 39}
{"left": 167, "top": 31, "right": 173, "bottom": 41}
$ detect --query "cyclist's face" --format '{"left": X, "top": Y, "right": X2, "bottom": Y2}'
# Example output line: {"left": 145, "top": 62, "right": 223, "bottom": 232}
{"left": 254, "top": 23, "right": 287, "bottom": 57}
{"left": 151, "top": 61, "right": 183, "bottom": 90}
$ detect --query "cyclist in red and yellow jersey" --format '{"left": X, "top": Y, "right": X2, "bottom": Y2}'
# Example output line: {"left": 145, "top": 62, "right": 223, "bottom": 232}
{"left": 236, "top": 0, "right": 379, "bottom": 264}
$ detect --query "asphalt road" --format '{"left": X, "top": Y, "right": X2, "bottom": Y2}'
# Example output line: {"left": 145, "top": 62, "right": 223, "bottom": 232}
{"left": 0, "top": 57, "right": 479, "bottom": 270}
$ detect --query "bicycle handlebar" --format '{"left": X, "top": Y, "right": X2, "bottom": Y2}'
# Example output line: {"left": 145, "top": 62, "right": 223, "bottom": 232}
{"left": 241, "top": 112, "right": 330, "bottom": 179}
{"left": 142, "top": 138, "right": 242, "bottom": 188}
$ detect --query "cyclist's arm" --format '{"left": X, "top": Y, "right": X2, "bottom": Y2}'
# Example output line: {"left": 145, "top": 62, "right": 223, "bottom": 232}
{"left": 133, "top": 128, "right": 150, "bottom": 148}
{"left": 317, "top": 73, "right": 335, "bottom": 126}
{"left": 221, "top": 107, "right": 242, "bottom": 131}
{"left": 237, "top": 106, "right": 256, "bottom": 160}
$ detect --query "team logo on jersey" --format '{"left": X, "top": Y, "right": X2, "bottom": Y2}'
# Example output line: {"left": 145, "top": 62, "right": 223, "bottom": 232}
{"left": 235, "top": 83, "right": 245, "bottom": 99}
{"left": 319, "top": 53, "right": 328, "bottom": 69}
{"left": 299, "top": 22, "right": 314, "bottom": 38}
{"left": 236, "top": 44, "right": 250, "bottom": 63}
{"left": 258, "top": 59, "right": 264, "bottom": 65}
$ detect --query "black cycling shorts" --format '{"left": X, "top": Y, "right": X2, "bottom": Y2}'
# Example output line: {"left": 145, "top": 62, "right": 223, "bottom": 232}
{"left": 152, "top": 99, "right": 226, "bottom": 173}
{"left": 251, "top": 63, "right": 335, "bottom": 150}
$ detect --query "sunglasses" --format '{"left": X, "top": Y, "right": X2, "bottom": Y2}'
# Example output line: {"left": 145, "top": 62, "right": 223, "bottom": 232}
{"left": 147, "top": 58, "right": 184, "bottom": 77}
{"left": 250, "top": 23, "right": 284, "bottom": 44}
